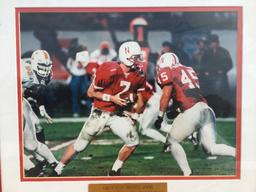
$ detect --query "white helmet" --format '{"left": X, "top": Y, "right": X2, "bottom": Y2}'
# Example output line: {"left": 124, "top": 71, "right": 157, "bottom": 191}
{"left": 119, "top": 41, "right": 142, "bottom": 67}
{"left": 158, "top": 52, "right": 180, "bottom": 69}
{"left": 75, "top": 50, "right": 90, "bottom": 67}
{"left": 31, "top": 50, "right": 52, "bottom": 77}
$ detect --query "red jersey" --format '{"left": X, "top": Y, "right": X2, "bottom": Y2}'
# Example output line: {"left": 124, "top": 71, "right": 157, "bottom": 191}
{"left": 157, "top": 64, "right": 206, "bottom": 111}
{"left": 86, "top": 62, "right": 99, "bottom": 77}
{"left": 93, "top": 62, "right": 146, "bottom": 112}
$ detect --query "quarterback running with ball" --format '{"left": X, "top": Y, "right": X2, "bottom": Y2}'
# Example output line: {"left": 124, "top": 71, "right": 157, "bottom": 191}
{"left": 154, "top": 52, "right": 236, "bottom": 176}
{"left": 52, "top": 41, "right": 146, "bottom": 176}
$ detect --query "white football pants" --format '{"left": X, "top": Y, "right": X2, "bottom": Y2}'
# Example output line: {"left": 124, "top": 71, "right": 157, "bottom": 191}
{"left": 74, "top": 107, "right": 139, "bottom": 152}
{"left": 139, "top": 93, "right": 171, "bottom": 143}
{"left": 168, "top": 102, "right": 236, "bottom": 175}
{"left": 23, "top": 98, "right": 57, "bottom": 164}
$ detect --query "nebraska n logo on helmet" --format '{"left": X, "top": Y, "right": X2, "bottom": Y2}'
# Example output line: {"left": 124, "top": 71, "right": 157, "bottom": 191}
{"left": 124, "top": 47, "right": 130, "bottom": 54}
{"left": 158, "top": 52, "right": 180, "bottom": 69}
{"left": 119, "top": 41, "right": 142, "bottom": 67}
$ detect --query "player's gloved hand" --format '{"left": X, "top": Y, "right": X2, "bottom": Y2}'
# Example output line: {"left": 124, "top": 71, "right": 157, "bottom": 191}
{"left": 39, "top": 105, "right": 53, "bottom": 124}
{"left": 154, "top": 116, "right": 163, "bottom": 129}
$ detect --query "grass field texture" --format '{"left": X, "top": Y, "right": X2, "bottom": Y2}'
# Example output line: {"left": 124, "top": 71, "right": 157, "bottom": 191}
{"left": 41, "top": 120, "right": 237, "bottom": 177}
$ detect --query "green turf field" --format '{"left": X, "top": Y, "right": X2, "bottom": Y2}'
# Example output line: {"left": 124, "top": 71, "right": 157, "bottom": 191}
{"left": 41, "top": 120, "right": 237, "bottom": 177}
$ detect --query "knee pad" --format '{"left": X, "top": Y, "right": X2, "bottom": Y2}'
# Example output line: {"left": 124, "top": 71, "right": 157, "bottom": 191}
{"left": 126, "top": 136, "right": 139, "bottom": 147}
{"left": 74, "top": 139, "right": 90, "bottom": 152}
{"left": 140, "top": 128, "right": 147, "bottom": 136}
{"left": 201, "top": 143, "right": 214, "bottom": 155}
{"left": 24, "top": 140, "right": 38, "bottom": 152}
{"left": 168, "top": 136, "right": 179, "bottom": 148}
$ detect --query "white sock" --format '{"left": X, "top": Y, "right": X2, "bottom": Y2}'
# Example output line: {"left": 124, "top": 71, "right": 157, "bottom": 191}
{"left": 112, "top": 159, "right": 123, "bottom": 171}
{"left": 36, "top": 142, "right": 58, "bottom": 164}
{"left": 24, "top": 155, "right": 35, "bottom": 171}
{"left": 170, "top": 142, "right": 192, "bottom": 176}
{"left": 55, "top": 162, "right": 65, "bottom": 175}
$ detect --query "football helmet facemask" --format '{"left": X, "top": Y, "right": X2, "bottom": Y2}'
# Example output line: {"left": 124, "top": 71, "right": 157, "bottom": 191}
{"left": 158, "top": 52, "right": 180, "bottom": 69}
{"left": 119, "top": 41, "right": 143, "bottom": 68}
{"left": 31, "top": 50, "right": 52, "bottom": 78}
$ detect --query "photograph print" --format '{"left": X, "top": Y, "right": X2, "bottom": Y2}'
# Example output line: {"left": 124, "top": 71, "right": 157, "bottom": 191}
{"left": 17, "top": 7, "right": 241, "bottom": 180}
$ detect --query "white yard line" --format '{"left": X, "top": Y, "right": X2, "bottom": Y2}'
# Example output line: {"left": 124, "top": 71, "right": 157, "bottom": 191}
{"left": 50, "top": 139, "right": 76, "bottom": 151}
{"left": 48, "top": 138, "right": 159, "bottom": 152}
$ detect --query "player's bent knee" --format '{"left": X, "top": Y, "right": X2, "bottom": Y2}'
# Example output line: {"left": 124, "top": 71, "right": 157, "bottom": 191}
{"left": 24, "top": 141, "right": 38, "bottom": 152}
{"left": 74, "top": 139, "right": 90, "bottom": 152}
{"left": 125, "top": 135, "right": 139, "bottom": 147}
{"left": 202, "top": 144, "right": 214, "bottom": 155}
{"left": 140, "top": 129, "right": 148, "bottom": 136}
{"left": 126, "top": 138, "right": 139, "bottom": 147}
{"left": 125, "top": 144, "right": 138, "bottom": 150}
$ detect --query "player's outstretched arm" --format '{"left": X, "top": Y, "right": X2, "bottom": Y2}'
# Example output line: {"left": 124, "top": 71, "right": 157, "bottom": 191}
{"left": 154, "top": 85, "right": 172, "bottom": 129}
{"left": 159, "top": 85, "right": 172, "bottom": 114}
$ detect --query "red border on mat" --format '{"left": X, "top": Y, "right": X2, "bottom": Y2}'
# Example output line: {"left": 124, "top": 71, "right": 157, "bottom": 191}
{"left": 16, "top": 6, "right": 242, "bottom": 182}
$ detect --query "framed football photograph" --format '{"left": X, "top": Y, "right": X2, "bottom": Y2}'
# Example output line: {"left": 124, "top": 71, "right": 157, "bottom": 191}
{"left": 0, "top": 1, "right": 256, "bottom": 192}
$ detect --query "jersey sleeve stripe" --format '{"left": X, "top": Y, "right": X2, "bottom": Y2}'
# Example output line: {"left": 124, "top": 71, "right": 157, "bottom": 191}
{"left": 93, "top": 83, "right": 104, "bottom": 90}
{"left": 137, "top": 87, "right": 145, "bottom": 92}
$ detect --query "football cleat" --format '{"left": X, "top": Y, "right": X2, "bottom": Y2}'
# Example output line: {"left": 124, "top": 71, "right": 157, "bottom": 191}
{"left": 26, "top": 160, "right": 49, "bottom": 177}
{"left": 48, "top": 170, "right": 60, "bottom": 177}
{"left": 187, "top": 131, "right": 199, "bottom": 149}
{"left": 163, "top": 142, "right": 171, "bottom": 153}
{"left": 108, "top": 168, "right": 121, "bottom": 176}
{"left": 162, "top": 134, "right": 171, "bottom": 152}
{"left": 25, "top": 166, "right": 41, "bottom": 177}
{"left": 46, "top": 162, "right": 61, "bottom": 177}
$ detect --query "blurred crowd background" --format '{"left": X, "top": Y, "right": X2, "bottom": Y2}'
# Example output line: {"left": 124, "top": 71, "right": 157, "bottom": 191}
{"left": 20, "top": 11, "right": 238, "bottom": 118}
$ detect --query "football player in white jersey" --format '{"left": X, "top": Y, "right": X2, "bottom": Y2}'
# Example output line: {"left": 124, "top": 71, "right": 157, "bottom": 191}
{"left": 22, "top": 50, "right": 58, "bottom": 176}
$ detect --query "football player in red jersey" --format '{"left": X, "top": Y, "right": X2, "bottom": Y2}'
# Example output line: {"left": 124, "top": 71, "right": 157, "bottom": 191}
{"left": 154, "top": 52, "right": 236, "bottom": 176}
{"left": 52, "top": 41, "right": 146, "bottom": 176}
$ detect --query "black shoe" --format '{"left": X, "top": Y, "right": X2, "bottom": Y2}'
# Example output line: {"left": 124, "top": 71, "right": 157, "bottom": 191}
{"left": 48, "top": 169, "right": 60, "bottom": 177}
{"left": 25, "top": 166, "right": 43, "bottom": 177}
{"left": 162, "top": 142, "right": 170, "bottom": 152}
{"left": 108, "top": 168, "right": 121, "bottom": 176}
{"left": 47, "top": 162, "right": 60, "bottom": 177}
{"left": 49, "top": 162, "right": 58, "bottom": 169}
{"left": 188, "top": 132, "right": 199, "bottom": 150}
{"left": 163, "top": 135, "right": 171, "bottom": 152}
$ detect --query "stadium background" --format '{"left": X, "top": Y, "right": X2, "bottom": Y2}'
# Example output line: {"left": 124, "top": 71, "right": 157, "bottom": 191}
{"left": 19, "top": 10, "right": 238, "bottom": 177}
{"left": 20, "top": 11, "right": 238, "bottom": 117}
